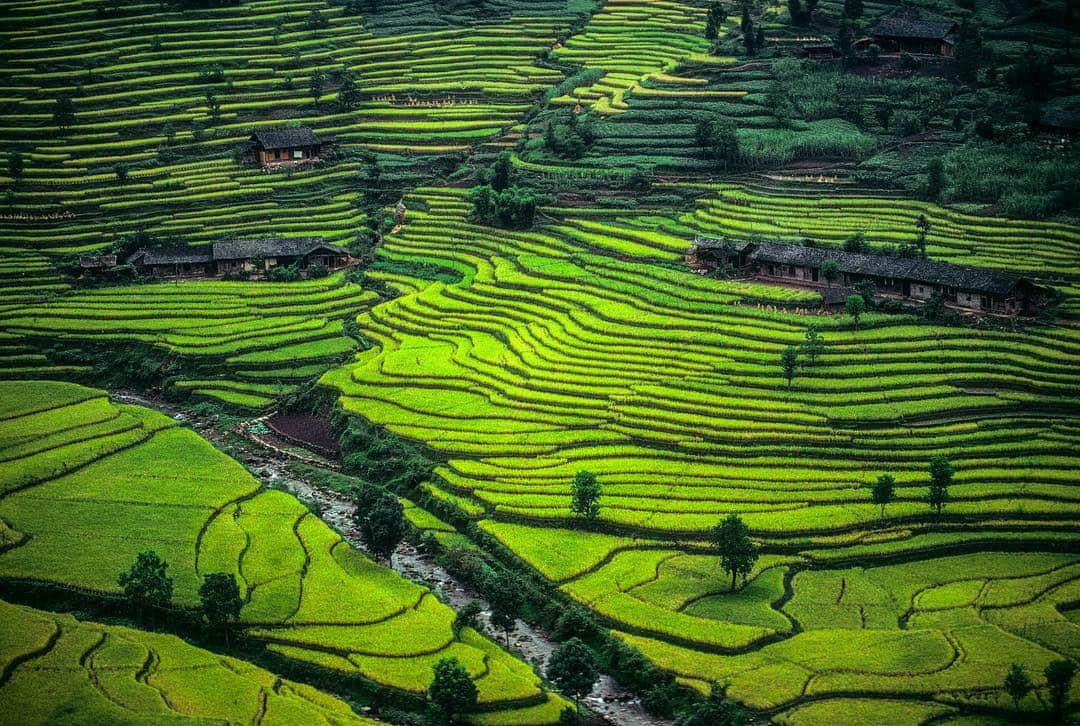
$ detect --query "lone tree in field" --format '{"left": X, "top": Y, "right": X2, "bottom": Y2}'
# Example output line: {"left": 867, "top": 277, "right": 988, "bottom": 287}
{"left": 780, "top": 346, "right": 799, "bottom": 389}
{"left": 118, "top": 550, "right": 173, "bottom": 622}
{"left": 486, "top": 571, "right": 523, "bottom": 646}
{"left": 915, "top": 214, "right": 932, "bottom": 258}
{"left": 1003, "top": 663, "right": 1032, "bottom": 708}
{"left": 677, "top": 684, "right": 748, "bottom": 726}
{"left": 8, "top": 150, "right": 23, "bottom": 183}
{"left": 740, "top": 5, "right": 756, "bottom": 55}
{"left": 821, "top": 259, "right": 840, "bottom": 286}
{"left": 309, "top": 70, "right": 326, "bottom": 106}
{"left": 1045, "top": 659, "right": 1076, "bottom": 718}
{"left": 570, "top": 470, "right": 601, "bottom": 520}
{"left": 801, "top": 326, "right": 824, "bottom": 366}
{"left": 355, "top": 486, "right": 405, "bottom": 560}
{"left": 711, "top": 514, "right": 758, "bottom": 591}
{"left": 845, "top": 294, "right": 866, "bottom": 330}
{"left": 114, "top": 162, "right": 129, "bottom": 186}
{"left": 927, "top": 455, "right": 953, "bottom": 517}
{"left": 695, "top": 118, "right": 740, "bottom": 170}
{"left": 53, "top": 94, "right": 76, "bottom": 131}
{"left": 546, "top": 638, "right": 599, "bottom": 715}
{"left": 429, "top": 656, "right": 478, "bottom": 724}
{"left": 705, "top": 2, "right": 725, "bottom": 40}
{"left": 337, "top": 71, "right": 362, "bottom": 111}
{"left": 871, "top": 474, "right": 895, "bottom": 523}
{"left": 199, "top": 572, "right": 242, "bottom": 647}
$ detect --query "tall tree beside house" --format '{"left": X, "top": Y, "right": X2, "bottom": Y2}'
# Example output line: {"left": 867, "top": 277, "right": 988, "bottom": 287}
{"left": 429, "top": 656, "right": 478, "bottom": 724}
{"left": 836, "top": 19, "right": 855, "bottom": 65}
{"left": 955, "top": 17, "right": 984, "bottom": 83}
{"left": 821, "top": 259, "right": 840, "bottom": 286}
{"left": 711, "top": 514, "right": 758, "bottom": 591}
{"left": 118, "top": 550, "right": 173, "bottom": 623}
{"left": 845, "top": 294, "right": 866, "bottom": 330}
{"left": 705, "top": 2, "right": 725, "bottom": 40}
{"left": 546, "top": 638, "right": 599, "bottom": 715}
{"left": 53, "top": 94, "right": 76, "bottom": 131}
{"left": 915, "top": 214, "right": 932, "bottom": 258}
{"left": 871, "top": 474, "right": 895, "bottom": 522}
{"left": 199, "top": 572, "right": 242, "bottom": 648}
{"left": 780, "top": 346, "right": 799, "bottom": 389}
{"left": 802, "top": 326, "right": 824, "bottom": 365}
{"left": 788, "top": 0, "right": 807, "bottom": 26}
{"left": 570, "top": 470, "right": 601, "bottom": 520}
{"left": 843, "top": 0, "right": 862, "bottom": 19}
{"left": 927, "top": 455, "right": 954, "bottom": 516}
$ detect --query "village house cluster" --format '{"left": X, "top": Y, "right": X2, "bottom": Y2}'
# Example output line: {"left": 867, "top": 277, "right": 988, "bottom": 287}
{"left": 687, "top": 237, "right": 1050, "bottom": 317}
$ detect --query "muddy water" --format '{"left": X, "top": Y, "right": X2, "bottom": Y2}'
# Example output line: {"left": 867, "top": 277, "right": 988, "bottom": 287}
{"left": 107, "top": 391, "right": 666, "bottom": 725}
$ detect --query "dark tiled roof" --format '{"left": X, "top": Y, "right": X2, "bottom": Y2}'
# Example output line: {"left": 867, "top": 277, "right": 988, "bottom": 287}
{"left": 212, "top": 237, "right": 343, "bottom": 260}
{"left": 871, "top": 12, "right": 956, "bottom": 41}
{"left": 251, "top": 127, "right": 322, "bottom": 150}
{"left": 691, "top": 236, "right": 754, "bottom": 253}
{"left": 79, "top": 255, "right": 117, "bottom": 268}
{"left": 1040, "top": 110, "right": 1080, "bottom": 130}
{"left": 128, "top": 246, "right": 214, "bottom": 266}
{"left": 747, "top": 241, "right": 1022, "bottom": 295}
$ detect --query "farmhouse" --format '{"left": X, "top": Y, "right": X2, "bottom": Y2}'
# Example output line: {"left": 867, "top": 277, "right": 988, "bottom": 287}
{"left": 250, "top": 127, "right": 326, "bottom": 167}
{"left": 688, "top": 237, "right": 1048, "bottom": 316}
{"left": 870, "top": 11, "right": 957, "bottom": 57}
{"left": 128, "top": 238, "right": 352, "bottom": 278}
{"left": 1038, "top": 110, "right": 1080, "bottom": 144}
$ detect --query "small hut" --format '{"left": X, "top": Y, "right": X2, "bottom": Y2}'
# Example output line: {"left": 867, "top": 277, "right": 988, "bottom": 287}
{"left": 250, "top": 128, "right": 326, "bottom": 167}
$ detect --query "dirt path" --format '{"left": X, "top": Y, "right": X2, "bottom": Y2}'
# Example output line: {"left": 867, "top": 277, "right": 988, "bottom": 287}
{"left": 109, "top": 390, "right": 666, "bottom": 725}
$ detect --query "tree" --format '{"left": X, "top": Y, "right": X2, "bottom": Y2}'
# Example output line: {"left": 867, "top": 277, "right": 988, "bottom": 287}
{"left": 309, "top": 70, "right": 326, "bottom": 106}
{"left": 927, "top": 455, "right": 953, "bottom": 516}
{"left": 924, "top": 158, "right": 945, "bottom": 203}
{"left": 1003, "top": 663, "right": 1032, "bottom": 708}
{"left": 741, "top": 6, "right": 756, "bottom": 55}
{"left": 429, "top": 656, "right": 478, "bottom": 723}
{"left": 915, "top": 214, "right": 931, "bottom": 258}
{"left": 118, "top": 550, "right": 173, "bottom": 620}
{"left": 489, "top": 152, "right": 512, "bottom": 192}
{"left": 954, "top": 18, "right": 984, "bottom": 83}
{"left": 788, "top": 0, "right": 807, "bottom": 26}
{"left": 1045, "top": 659, "right": 1076, "bottom": 718}
{"left": 337, "top": 71, "right": 361, "bottom": 111}
{"left": 822, "top": 259, "right": 840, "bottom": 286}
{"left": 204, "top": 89, "right": 221, "bottom": 123}
{"left": 546, "top": 638, "right": 598, "bottom": 713}
{"left": 843, "top": 0, "right": 862, "bottom": 19}
{"left": 7, "top": 150, "right": 23, "bottom": 182}
{"left": 710, "top": 514, "right": 758, "bottom": 591}
{"left": 802, "top": 327, "right": 824, "bottom": 366}
{"left": 871, "top": 474, "right": 895, "bottom": 523}
{"left": 486, "top": 571, "right": 523, "bottom": 645}
{"left": 705, "top": 2, "right": 725, "bottom": 40}
{"left": 570, "top": 470, "right": 601, "bottom": 520}
{"left": 842, "top": 231, "right": 867, "bottom": 253}
{"left": 305, "top": 7, "right": 328, "bottom": 30}
{"left": 836, "top": 20, "right": 855, "bottom": 65}
{"left": 114, "top": 162, "right": 129, "bottom": 186}
{"left": 199, "top": 572, "right": 242, "bottom": 647}
{"left": 780, "top": 346, "right": 798, "bottom": 389}
{"left": 845, "top": 294, "right": 865, "bottom": 330}
{"left": 356, "top": 487, "right": 405, "bottom": 560}
{"left": 53, "top": 94, "right": 76, "bottom": 131}
{"left": 676, "top": 684, "right": 748, "bottom": 726}
{"left": 695, "top": 118, "right": 740, "bottom": 170}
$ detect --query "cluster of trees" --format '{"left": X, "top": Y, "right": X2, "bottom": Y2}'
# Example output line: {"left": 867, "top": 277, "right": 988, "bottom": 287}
{"left": 468, "top": 184, "right": 538, "bottom": 229}
{"left": 869, "top": 455, "right": 955, "bottom": 521}
{"left": 545, "top": 111, "right": 596, "bottom": 159}
{"left": 353, "top": 482, "right": 406, "bottom": 560}
{"left": 779, "top": 326, "right": 825, "bottom": 388}
{"left": 694, "top": 118, "right": 740, "bottom": 170}
{"left": 1003, "top": 660, "right": 1076, "bottom": 718}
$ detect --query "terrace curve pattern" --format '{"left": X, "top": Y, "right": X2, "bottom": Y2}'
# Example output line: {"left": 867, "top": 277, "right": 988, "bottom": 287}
{"left": 0, "top": 381, "right": 569, "bottom": 724}
{"left": 323, "top": 186, "right": 1080, "bottom": 721}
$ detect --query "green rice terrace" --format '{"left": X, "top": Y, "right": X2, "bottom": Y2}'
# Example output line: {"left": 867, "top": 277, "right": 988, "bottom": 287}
{"left": 1, "top": 0, "right": 1079, "bottom": 724}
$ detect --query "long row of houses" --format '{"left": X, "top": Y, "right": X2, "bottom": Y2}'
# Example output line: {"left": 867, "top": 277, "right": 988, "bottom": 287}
{"left": 687, "top": 238, "right": 1050, "bottom": 317}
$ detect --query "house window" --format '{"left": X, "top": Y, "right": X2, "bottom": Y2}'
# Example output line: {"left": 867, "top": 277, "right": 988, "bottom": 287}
{"left": 293, "top": 149, "right": 304, "bottom": 159}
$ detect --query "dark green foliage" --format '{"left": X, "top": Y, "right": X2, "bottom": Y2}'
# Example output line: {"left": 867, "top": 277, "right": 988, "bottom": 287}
{"left": 1004, "top": 663, "right": 1032, "bottom": 706}
{"left": 337, "top": 413, "right": 433, "bottom": 492}
{"left": 199, "top": 572, "right": 241, "bottom": 645}
{"left": 954, "top": 18, "right": 984, "bottom": 83}
{"left": 780, "top": 346, "right": 798, "bottom": 389}
{"left": 642, "top": 679, "right": 681, "bottom": 718}
{"left": 118, "top": 550, "right": 173, "bottom": 617}
{"left": 486, "top": 570, "right": 523, "bottom": 644}
{"left": 694, "top": 118, "right": 740, "bottom": 169}
{"left": 8, "top": 150, "right": 23, "bottom": 181}
{"left": 553, "top": 605, "right": 599, "bottom": 641}
{"left": 429, "top": 656, "right": 478, "bottom": 722}
{"left": 741, "top": 6, "right": 756, "bottom": 55}
{"left": 309, "top": 70, "right": 326, "bottom": 105}
{"left": 923, "top": 157, "right": 945, "bottom": 203}
{"left": 545, "top": 111, "right": 596, "bottom": 159}
{"left": 1044, "top": 659, "right": 1075, "bottom": 716}
{"left": 546, "top": 638, "right": 599, "bottom": 706}
{"left": 489, "top": 152, "right": 512, "bottom": 191}
{"left": 676, "top": 685, "right": 747, "bottom": 726}
{"left": 354, "top": 484, "right": 405, "bottom": 560}
{"left": 266, "top": 263, "right": 301, "bottom": 282}
{"left": 454, "top": 599, "right": 483, "bottom": 634}
{"left": 705, "top": 2, "right": 725, "bottom": 40}
{"left": 53, "top": 95, "right": 76, "bottom": 130}
{"left": 788, "top": 0, "right": 807, "bottom": 26}
{"left": 842, "top": 231, "right": 866, "bottom": 253}
{"left": 871, "top": 474, "right": 895, "bottom": 522}
{"left": 337, "top": 71, "right": 362, "bottom": 111}
{"left": 570, "top": 470, "right": 601, "bottom": 520}
{"left": 468, "top": 185, "right": 538, "bottom": 229}
{"left": 842, "top": 0, "right": 861, "bottom": 19}
{"left": 821, "top": 259, "right": 840, "bottom": 285}
{"left": 927, "top": 455, "right": 953, "bottom": 516}
{"left": 710, "top": 514, "right": 758, "bottom": 591}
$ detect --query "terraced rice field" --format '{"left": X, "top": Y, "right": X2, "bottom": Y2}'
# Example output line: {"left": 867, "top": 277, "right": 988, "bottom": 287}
{"left": 0, "top": 599, "right": 379, "bottom": 725}
{"left": 0, "top": 380, "right": 568, "bottom": 722}
{"left": 0, "top": 0, "right": 581, "bottom": 265}
{"left": 0, "top": 272, "right": 376, "bottom": 408}
{"left": 323, "top": 186, "right": 1080, "bottom": 719}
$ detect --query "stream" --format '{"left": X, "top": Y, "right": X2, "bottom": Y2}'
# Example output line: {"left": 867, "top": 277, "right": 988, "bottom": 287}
{"left": 109, "top": 390, "right": 667, "bottom": 726}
